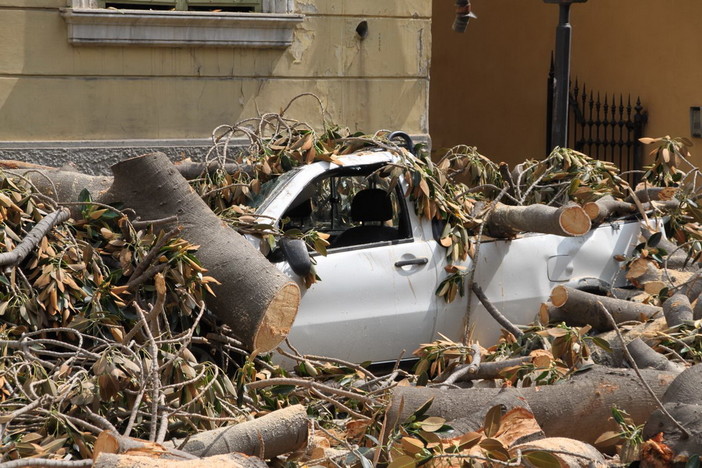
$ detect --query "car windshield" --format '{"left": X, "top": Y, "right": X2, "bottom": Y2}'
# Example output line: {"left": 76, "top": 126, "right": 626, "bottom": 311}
{"left": 249, "top": 168, "right": 302, "bottom": 212}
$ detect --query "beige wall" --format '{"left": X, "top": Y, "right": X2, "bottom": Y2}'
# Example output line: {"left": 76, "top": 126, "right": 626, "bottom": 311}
{"left": 0, "top": 1, "right": 430, "bottom": 142}
{"left": 431, "top": 0, "right": 702, "bottom": 167}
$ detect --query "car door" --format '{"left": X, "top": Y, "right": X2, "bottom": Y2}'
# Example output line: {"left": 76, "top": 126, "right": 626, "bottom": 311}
{"left": 273, "top": 163, "right": 439, "bottom": 364}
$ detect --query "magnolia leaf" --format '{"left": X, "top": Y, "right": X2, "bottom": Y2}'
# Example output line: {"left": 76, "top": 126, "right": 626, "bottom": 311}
{"left": 522, "top": 450, "right": 563, "bottom": 468}
{"left": 483, "top": 405, "right": 503, "bottom": 438}
{"left": 419, "top": 416, "right": 446, "bottom": 432}
{"left": 387, "top": 455, "right": 417, "bottom": 468}
{"left": 638, "top": 137, "right": 659, "bottom": 144}
{"left": 400, "top": 437, "right": 425, "bottom": 455}
{"left": 594, "top": 430, "right": 622, "bottom": 448}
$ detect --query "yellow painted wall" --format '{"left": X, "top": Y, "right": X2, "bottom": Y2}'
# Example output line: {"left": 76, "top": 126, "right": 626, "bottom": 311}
{"left": 0, "top": 1, "right": 431, "bottom": 141}
{"left": 431, "top": 0, "right": 702, "bottom": 167}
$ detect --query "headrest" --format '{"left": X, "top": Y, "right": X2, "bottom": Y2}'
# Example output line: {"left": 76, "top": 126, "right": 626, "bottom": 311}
{"left": 350, "top": 188, "right": 393, "bottom": 222}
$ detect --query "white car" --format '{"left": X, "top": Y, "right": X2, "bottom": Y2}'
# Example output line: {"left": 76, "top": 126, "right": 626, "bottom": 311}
{"left": 250, "top": 150, "right": 642, "bottom": 364}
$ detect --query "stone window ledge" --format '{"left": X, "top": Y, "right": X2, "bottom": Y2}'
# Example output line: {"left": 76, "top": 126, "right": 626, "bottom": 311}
{"left": 60, "top": 8, "right": 304, "bottom": 47}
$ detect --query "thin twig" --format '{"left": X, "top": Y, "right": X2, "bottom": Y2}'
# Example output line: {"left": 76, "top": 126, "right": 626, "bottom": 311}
{"left": 597, "top": 301, "right": 691, "bottom": 439}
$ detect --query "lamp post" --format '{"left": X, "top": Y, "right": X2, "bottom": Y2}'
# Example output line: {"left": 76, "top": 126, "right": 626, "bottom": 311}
{"left": 544, "top": 0, "right": 587, "bottom": 150}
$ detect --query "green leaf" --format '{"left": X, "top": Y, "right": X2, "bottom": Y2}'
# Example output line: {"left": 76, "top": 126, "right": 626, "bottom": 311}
{"left": 647, "top": 232, "right": 662, "bottom": 247}
{"left": 590, "top": 336, "right": 612, "bottom": 353}
{"left": 522, "top": 450, "right": 562, "bottom": 468}
{"left": 686, "top": 454, "right": 700, "bottom": 468}
{"left": 78, "top": 188, "right": 92, "bottom": 203}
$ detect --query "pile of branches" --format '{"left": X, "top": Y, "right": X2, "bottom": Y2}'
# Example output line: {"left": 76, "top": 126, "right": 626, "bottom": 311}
{"left": 2, "top": 93, "right": 702, "bottom": 467}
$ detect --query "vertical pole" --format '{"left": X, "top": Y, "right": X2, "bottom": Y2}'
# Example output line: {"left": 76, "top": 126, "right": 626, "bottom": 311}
{"left": 551, "top": 3, "right": 572, "bottom": 150}
{"left": 545, "top": 0, "right": 587, "bottom": 151}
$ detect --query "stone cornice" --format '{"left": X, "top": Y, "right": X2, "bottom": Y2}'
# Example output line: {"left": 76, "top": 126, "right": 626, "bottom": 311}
{"left": 60, "top": 8, "right": 304, "bottom": 47}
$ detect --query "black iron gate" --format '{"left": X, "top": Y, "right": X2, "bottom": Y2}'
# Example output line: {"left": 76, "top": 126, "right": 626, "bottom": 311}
{"left": 547, "top": 64, "right": 649, "bottom": 185}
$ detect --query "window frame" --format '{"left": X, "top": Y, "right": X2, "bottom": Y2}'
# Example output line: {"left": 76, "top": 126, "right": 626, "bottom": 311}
{"left": 60, "top": 0, "right": 304, "bottom": 48}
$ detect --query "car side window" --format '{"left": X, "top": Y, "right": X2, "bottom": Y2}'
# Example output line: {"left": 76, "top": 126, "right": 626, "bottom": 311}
{"left": 281, "top": 172, "right": 412, "bottom": 250}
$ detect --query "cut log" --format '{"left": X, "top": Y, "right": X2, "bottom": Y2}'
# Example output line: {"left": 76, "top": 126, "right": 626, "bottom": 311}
{"left": 582, "top": 195, "right": 636, "bottom": 224}
{"left": 389, "top": 366, "right": 677, "bottom": 445}
{"left": 100, "top": 153, "right": 300, "bottom": 352}
{"left": 93, "top": 453, "right": 268, "bottom": 468}
{"left": 549, "top": 285, "right": 662, "bottom": 331}
{"left": 588, "top": 317, "right": 669, "bottom": 368}
{"left": 662, "top": 293, "right": 694, "bottom": 327}
{"left": 165, "top": 404, "right": 309, "bottom": 459}
{"left": 627, "top": 186, "right": 677, "bottom": 204}
{"left": 486, "top": 202, "right": 591, "bottom": 238}
{"left": 642, "top": 365, "right": 702, "bottom": 465}
{"left": 626, "top": 338, "right": 685, "bottom": 373}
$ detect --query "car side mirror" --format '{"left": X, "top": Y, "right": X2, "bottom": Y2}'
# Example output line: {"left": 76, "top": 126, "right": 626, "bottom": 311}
{"left": 280, "top": 237, "right": 312, "bottom": 277}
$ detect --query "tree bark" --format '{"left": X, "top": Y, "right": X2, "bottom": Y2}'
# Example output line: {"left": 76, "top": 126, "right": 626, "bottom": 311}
{"left": 662, "top": 293, "right": 694, "bottom": 327}
{"left": 627, "top": 338, "right": 685, "bottom": 373}
{"left": 486, "top": 202, "right": 591, "bottom": 238}
{"left": 627, "top": 187, "right": 677, "bottom": 204}
{"left": 389, "top": 366, "right": 677, "bottom": 445}
{"left": 642, "top": 365, "right": 702, "bottom": 465}
{"left": 549, "top": 286, "right": 662, "bottom": 331}
{"left": 93, "top": 453, "right": 268, "bottom": 468}
{"left": 164, "top": 404, "right": 309, "bottom": 459}
{"left": 99, "top": 153, "right": 300, "bottom": 352}
{"left": 582, "top": 195, "right": 635, "bottom": 225}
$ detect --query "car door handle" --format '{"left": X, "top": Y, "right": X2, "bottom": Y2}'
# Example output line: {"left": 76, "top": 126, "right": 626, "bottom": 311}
{"left": 395, "top": 257, "right": 429, "bottom": 268}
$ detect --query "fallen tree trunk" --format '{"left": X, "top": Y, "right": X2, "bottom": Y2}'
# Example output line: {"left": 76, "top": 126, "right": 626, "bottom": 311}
{"left": 389, "top": 366, "right": 677, "bottom": 444}
{"left": 101, "top": 153, "right": 300, "bottom": 352}
{"left": 642, "top": 365, "right": 702, "bottom": 466}
{"left": 3, "top": 153, "right": 300, "bottom": 352}
{"left": 93, "top": 453, "right": 268, "bottom": 468}
{"left": 165, "top": 404, "right": 309, "bottom": 459}
{"left": 549, "top": 286, "right": 662, "bottom": 331}
{"left": 486, "top": 202, "right": 591, "bottom": 238}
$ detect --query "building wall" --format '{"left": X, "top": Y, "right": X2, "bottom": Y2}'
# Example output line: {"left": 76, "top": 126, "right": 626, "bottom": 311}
{"left": 431, "top": 0, "right": 702, "bottom": 167}
{"left": 0, "top": 0, "right": 431, "bottom": 172}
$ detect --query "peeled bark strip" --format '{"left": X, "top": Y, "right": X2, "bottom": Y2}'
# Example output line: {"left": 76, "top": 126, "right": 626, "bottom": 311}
{"left": 486, "top": 202, "right": 591, "bottom": 238}
{"left": 165, "top": 404, "right": 309, "bottom": 459}
{"left": 389, "top": 367, "right": 677, "bottom": 445}
{"left": 101, "top": 153, "right": 300, "bottom": 352}
{"left": 550, "top": 286, "right": 662, "bottom": 331}
{"left": 93, "top": 453, "right": 268, "bottom": 468}
{"left": 93, "top": 430, "right": 194, "bottom": 461}
{"left": 662, "top": 293, "right": 694, "bottom": 327}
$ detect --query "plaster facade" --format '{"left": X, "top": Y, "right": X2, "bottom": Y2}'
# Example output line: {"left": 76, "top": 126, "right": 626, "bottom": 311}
{"left": 0, "top": 0, "right": 431, "bottom": 173}
{"left": 431, "top": 0, "right": 702, "bottom": 167}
